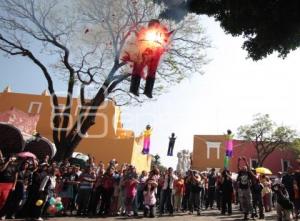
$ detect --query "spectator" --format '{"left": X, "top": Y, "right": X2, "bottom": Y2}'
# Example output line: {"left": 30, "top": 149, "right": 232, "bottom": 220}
{"left": 237, "top": 157, "right": 255, "bottom": 220}
{"left": 272, "top": 183, "right": 293, "bottom": 221}
{"left": 159, "top": 167, "right": 178, "bottom": 216}
{"left": 173, "top": 173, "right": 185, "bottom": 212}
{"left": 220, "top": 169, "right": 233, "bottom": 215}
{"left": 206, "top": 168, "right": 216, "bottom": 209}
{"left": 188, "top": 170, "right": 202, "bottom": 216}
{"left": 77, "top": 167, "right": 96, "bottom": 216}
{"left": 0, "top": 156, "right": 18, "bottom": 219}
{"left": 143, "top": 180, "right": 158, "bottom": 218}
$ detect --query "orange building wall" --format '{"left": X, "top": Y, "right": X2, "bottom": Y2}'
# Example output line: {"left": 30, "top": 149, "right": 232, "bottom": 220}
{"left": 192, "top": 135, "right": 227, "bottom": 172}
{"left": 0, "top": 88, "right": 151, "bottom": 172}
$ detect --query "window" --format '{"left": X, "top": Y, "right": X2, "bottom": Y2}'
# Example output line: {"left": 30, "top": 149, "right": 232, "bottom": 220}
{"left": 206, "top": 142, "right": 221, "bottom": 159}
{"left": 250, "top": 158, "right": 258, "bottom": 169}
{"left": 282, "top": 160, "right": 290, "bottom": 172}
{"left": 28, "top": 102, "right": 42, "bottom": 114}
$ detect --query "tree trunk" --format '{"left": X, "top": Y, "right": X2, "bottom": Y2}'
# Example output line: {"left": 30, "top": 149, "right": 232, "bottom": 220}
{"left": 53, "top": 139, "right": 74, "bottom": 162}
{"left": 257, "top": 151, "right": 262, "bottom": 167}
{"left": 64, "top": 140, "right": 82, "bottom": 160}
{"left": 53, "top": 143, "right": 68, "bottom": 162}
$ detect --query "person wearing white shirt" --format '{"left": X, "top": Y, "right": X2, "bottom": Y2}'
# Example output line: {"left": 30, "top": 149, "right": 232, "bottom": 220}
{"left": 159, "top": 167, "right": 178, "bottom": 216}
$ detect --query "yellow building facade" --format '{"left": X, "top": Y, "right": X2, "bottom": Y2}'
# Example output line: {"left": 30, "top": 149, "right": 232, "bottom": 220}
{"left": 0, "top": 87, "right": 151, "bottom": 172}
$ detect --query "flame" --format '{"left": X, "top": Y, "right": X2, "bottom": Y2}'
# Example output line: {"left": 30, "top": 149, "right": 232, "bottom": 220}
{"left": 144, "top": 29, "right": 164, "bottom": 45}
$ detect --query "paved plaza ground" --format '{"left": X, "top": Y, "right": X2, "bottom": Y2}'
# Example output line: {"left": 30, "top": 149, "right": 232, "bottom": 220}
{"left": 19, "top": 207, "right": 277, "bottom": 221}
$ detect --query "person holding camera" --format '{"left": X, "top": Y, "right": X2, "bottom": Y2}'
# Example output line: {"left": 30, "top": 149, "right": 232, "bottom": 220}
{"left": 187, "top": 170, "right": 203, "bottom": 216}
{"left": 237, "top": 156, "right": 256, "bottom": 220}
{"left": 143, "top": 179, "right": 158, "bottom": 218}
{"left": 220, "top": 169, "right": 233, "bottom": 215}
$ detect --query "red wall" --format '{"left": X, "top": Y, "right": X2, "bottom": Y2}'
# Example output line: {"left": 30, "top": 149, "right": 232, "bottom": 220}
{"left": 229, "top": 140, "right": 299, "bottom": 174}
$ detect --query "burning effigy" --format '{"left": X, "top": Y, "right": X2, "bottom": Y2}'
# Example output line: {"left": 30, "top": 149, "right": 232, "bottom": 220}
{"left": 121, "top": 19, "right": 173, "bottom": 98}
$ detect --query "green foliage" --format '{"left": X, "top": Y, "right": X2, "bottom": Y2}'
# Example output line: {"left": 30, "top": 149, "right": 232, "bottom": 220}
{"left": 291, "top": 138, "right": 300, "bottom": 157}
{"left": 237, "top": 113, "right": 298, "bottom": 165}
{"left": 151, "top": 154, "right": 167, "bottom": 171}
{"left": 155, "top": 0, "right": 300, "bottom": 60}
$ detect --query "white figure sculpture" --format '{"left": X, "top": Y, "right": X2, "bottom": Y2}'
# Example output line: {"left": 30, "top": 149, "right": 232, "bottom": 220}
{"left": 183, "top": 150, "right": 191, "bottom": 171}
{"left": 176, "top": 151, "right": 183, "bottom": 173}
{"left": 177, "top": 149, "right": 192, "bottom": 173}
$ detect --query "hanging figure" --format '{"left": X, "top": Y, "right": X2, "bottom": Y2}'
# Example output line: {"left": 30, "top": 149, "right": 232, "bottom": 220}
{"left": 142, "top": 125, "right": 152, "bottom": 154}
{"left": 121, "top": 19, "right": 173, "bottom": 98}
{"left": 224, "top": 156, "right": 230, "bottom": 169}
{"left": 225, "top": 130, "right": 234, "bottom": 157}
{"left": 167, "top": 133, "right": 176, "bottom": 156}
{"left": 224, "top": 129, "right": 234, "bottom": 168}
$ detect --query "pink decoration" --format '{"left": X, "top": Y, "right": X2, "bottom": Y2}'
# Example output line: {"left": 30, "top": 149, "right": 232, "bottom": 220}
{"left": 0, "top": 107, "right": 39, "bottom": 134}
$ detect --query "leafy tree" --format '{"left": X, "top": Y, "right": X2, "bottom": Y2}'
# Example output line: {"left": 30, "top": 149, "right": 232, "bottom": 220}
{"left": 237, "top": 113, "right": 298, "bottom": 166}
{"left": 151, "top": 154, "right": 167, "bottom": 171}
{"left": 291, "top": 138, "right": 300, "bottom": 161}
{"left": 0, "top": 0, "right": 208, "bottom": 161}
{"left": 154, "top": 0, "right": 300, "bottom": 60}
{"left": 153, "top": 154, "right": 161, "bottom": 165}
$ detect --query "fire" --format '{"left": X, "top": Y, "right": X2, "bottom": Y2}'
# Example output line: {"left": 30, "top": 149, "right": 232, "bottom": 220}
{"left": 144, "top": 29, "right": 165, "bottom": 45}
{"left": 139, "top": 25, "right": 170, "bottom": 49}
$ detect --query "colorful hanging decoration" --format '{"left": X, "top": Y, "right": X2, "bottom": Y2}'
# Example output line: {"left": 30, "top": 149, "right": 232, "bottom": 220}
{"left": 167, "top": 133, "right": 176, "bottom": 156}
{"left": 142, "top": 125, "right": 152, "bottom": 154}
{"left": 225, "top": 130, "right": 234, "bottom": 157}
{"left": 224, "top": 156, "right": 230, "bottom": 168}
{"left": 224, "top": 129, "right": 234, "bottom": 168}
{"left": 121, "top": 19, "right": 173, "bottom": 98}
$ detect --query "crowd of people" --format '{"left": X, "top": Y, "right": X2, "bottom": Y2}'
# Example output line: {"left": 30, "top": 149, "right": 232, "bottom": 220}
{"left": 0, "top": 153, "right": 299, "bottom": 221}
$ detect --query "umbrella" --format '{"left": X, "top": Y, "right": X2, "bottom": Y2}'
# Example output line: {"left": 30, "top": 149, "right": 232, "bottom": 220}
{"left": 69, "top": 158, "right": 87, "bottom": 169}
{"left": 72, "top": 152, "right": 89, "bottom": 161}
{"left": 0, "top": 123, "right": 25, "bottom": 157}
{"left": 256, "top": 167, "right": 272, "bottom": 175}
{"left": 24, "top": 137, "right": 56, "bottom": 160}
{"left": 17, "top": 151, "right": 37, "bottom": 159}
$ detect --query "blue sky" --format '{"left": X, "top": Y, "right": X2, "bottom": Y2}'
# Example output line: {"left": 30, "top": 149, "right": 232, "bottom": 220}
{"left": 1, "top": 16, "right": 300, "bottom": 168}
